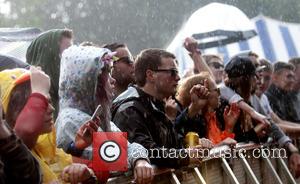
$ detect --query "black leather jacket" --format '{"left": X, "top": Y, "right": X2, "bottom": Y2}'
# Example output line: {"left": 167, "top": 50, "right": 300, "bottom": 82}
{"left": 112, "top": 86, "right": 189, "bottom": 168}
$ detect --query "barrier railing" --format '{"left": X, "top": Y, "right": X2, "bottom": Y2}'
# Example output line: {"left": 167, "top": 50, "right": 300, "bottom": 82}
{"left": 107, "top": 143, "right": 299, "bottom": 184}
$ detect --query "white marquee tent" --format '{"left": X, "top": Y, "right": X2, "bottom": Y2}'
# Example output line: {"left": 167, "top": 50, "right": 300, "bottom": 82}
{"left": 167, "top": 3, "right": 300, "bottom": 77}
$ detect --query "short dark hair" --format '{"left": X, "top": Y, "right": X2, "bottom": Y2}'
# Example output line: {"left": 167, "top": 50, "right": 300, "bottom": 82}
{"left": 225, "top": 56, "right": 256, "bottom": 78}
{"left": 289, "top": 57, "right": 300, "bottom": 68}
{"left": 273, "top": 62, "right": 295, "bottom": 73}
{"left": 102, "top": 43, "right": 126, "bottom": 52}
{"left": 134, "top": 48, "right": 176, "bottom": 87}
{"left": 258, "top": 58, "right": 273, "bottom": 72}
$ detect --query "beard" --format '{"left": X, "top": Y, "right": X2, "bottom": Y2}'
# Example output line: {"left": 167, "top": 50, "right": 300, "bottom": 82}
{"left": 114, "top": 74, "right": 134, "bottom": 89}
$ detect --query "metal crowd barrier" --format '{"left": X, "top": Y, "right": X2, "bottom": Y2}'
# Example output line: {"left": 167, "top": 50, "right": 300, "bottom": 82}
{"left": 107, "top": 143, "right": 300, "bottom": 184}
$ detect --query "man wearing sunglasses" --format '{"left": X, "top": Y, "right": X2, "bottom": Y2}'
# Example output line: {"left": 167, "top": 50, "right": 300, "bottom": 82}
{"left": 112, "top": 48, "right": 212, "bottom": 168}
{"left": 103, "top": 43, "right": 135, "bottom": 98}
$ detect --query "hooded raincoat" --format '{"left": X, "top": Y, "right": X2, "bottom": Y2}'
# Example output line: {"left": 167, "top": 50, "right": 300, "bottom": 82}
{"left": 55, "top": 45, "right": 148, "bottom": 169}
{"left": 0, "top": 68, "right": 72, "bottom": 184}
{"left": 26, "top": 29, "right": 67, "bottom": 119}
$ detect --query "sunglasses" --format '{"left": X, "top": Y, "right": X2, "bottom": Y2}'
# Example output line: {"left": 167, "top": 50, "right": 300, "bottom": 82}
{"left": 153, "top": 69, "right": 179, "bottom": 77}
{"left": 209, "top": 62, "right": 224, "bottom": 69}
{"left": 113, "top": 56, "right": 134, "bottom": 65}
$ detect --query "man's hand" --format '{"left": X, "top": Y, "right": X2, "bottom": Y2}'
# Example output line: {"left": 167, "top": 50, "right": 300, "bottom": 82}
{"left": 289, "top": 153, "right": 300, "bottom": 178}
{"left": 164, "top": 96, "right": 177, "bottom": 121}
{"left": 188, "top": 80, "right": 209, "bottom": 117}
{"left": 250, "top": 110, "right": 271, "bottom": 127}
{"left": 188, "top": 140, "right": 214, "bottom": 164}
{"left": 75, "top": 118, "right": 100, "bottom": 150}
{"left": 219, "top": 137, "right": 237, "bottom": 146}
{"left": 198, "top": 138, "right": 214, "bottom": 149}
{"left": 254, "top": 123, "right": 269, "bottom": 137}
{"left": 184, "top": 37, "right": 199, "bottom": 54}
{"left": 62, "top": 163, "right": 95, "bottom": 184}
{"left": 223, "top": 103, "right": 240, "bottom": 130}
{"left": 134, "top": 159, "right": 154, "bottom": 184}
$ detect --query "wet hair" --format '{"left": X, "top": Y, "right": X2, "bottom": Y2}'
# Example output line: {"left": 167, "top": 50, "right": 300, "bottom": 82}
{"left": 177, "top": 72, "right": 213, "bottom": 107}
{"left": 61, "top": 29, "right": 73, "bottom": 39}
{"left": 5, "top": 81, "right": 31, "bottom": 128}
{"left": 248, "top": 51, "right": 259, "bottom": 58}
{"left": 289, "top": 57, "right": 300, "bottom": 68}
{"left": 80, "top": 41, "right": 100, "bottom": 47}
{"left": 134, "top": 48, "right": 176, "bottom": 87}
{"left": 259, "top": 59, "right": 273, "bottom": 72}
{"left": 225, "top": 75, "right": 253, "bottom": 101}
{"left": 102, "top": 43, "right": 126, "bottom": 52}
{"left": 96, "top": 70, "right": 112, "bottom": 132}
{"left": 273, "top": 62, "right": 295, "bottom": 74}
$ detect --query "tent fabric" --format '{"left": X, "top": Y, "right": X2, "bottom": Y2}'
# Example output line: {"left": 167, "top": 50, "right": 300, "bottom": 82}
{"left": 0, "top": 27, "right": 41, "bottom": 42}
{"left": 167, "top": 4, "right": 300, "bottom": 77}
{"left": 203, "top": 15, "right": 300, "bottom": 64}
{"left": 0, "top": 28, "right": 41, "bottom": 61}
{"left": 0, "top": 41, "right": 32, "bottom": 61}
{"left": 166, "top": 2, "right": 257, "bottom": 77}
{"left": 0, "top": 54, "right": 29, "bottom": 71}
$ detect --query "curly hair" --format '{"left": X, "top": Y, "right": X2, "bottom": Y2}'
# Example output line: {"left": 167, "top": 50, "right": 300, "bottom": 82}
{"left": 176, "top": 72, "right": 214, "bottom": 108}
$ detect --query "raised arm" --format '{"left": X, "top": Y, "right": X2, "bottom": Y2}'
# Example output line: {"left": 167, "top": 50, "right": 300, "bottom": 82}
{"left": 184, "top": 37, "right": 214, "bottom": 77}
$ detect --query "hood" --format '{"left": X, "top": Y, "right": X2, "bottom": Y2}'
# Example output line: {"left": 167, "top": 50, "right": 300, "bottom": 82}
{"left": 55, "top": 45, "right": 112, "bottom": 154}
{"left": 26, "top": 29, "right": 66, "bottom": 111}
{"left": 59, "top": 45, "right": 110, "bottom": 115}
{"left": 0, "top": 68, "right": 30, "bottom": 113}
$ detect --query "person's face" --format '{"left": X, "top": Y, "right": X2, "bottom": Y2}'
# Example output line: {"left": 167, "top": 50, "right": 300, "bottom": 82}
{"left": 256, "top": 70, "right": 272, "bottom": 97}
{"left": 153, "top": 57, "right": 180, "bottom": 98}
{"left": 208, "top": 58, "right": 224, "bottom": 84}
{"left": 111, "top": 47, "right": 134, "bottom": 86}
{"left": 207, "top": 80, "right": 220, "bottom": 109}
{"left": 41, "top": 103, "right": 54, "bottom": 133}
{"left": 293, "top": 64, "right": 300, "bottom": 91}
{"left": 59, "top": 37, "right": 72, "bottom": 55}
{"left": 98, "top": 67, "right": 116, "bottom": 102}
{"left": 273, "top": 69, "right": 295, "bottom": 91}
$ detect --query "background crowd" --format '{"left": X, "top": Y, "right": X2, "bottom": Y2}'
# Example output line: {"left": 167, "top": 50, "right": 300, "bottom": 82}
{"left": 0, "top": 28, "right": 300, "bottom": 184}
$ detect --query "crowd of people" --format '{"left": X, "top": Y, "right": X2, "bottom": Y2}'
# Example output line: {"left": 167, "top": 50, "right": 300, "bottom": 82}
{"left": 0, "top": 28, "right": 300, "bottom": 183}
